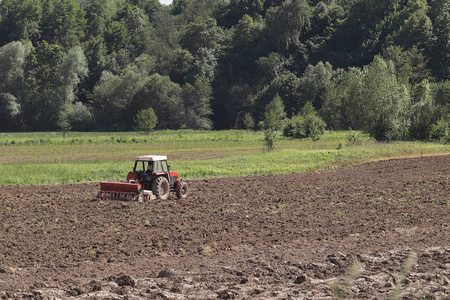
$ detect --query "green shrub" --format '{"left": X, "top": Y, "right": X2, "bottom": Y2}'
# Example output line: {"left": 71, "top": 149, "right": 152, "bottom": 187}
{"left": 134, "top": 107, "right": 158, "bottom": 134}
{"left": 283, "top": 102, "right": 326, "bottom": 141}
{"left": 260, "top": 94, "right": 286, "bottom": 151}
{"left": 346, "top": 130, "right": 368, "bottom": 145}
{"left": 304, "top": 114, "right": 326, "bottom": 141}
{"left": 431, "top": 118, "right": 450, "bottom": 144}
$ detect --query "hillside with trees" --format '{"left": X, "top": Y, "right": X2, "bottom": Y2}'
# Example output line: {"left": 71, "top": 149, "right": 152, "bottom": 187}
{"left": 0, "top": 0, "right": 448, "bottom": 141}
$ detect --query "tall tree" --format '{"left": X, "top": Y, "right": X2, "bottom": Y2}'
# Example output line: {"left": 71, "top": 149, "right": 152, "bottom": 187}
{"left": 216, "top": 0, "right": 264, "bottom": 28}
{"left": 350, "top": 56, "right": 411, "bottom": 141}
{"left": 231, "top": 14, "right": 264, "bottom": 50}
{"left": 91, "top": 63, "right": 149, "bottom": 130}
{"left": 252, "top": 72, "right": 302, "bottom": 120}
{"left": 40, "top": 0, "right": 86, "bottom": 48}
{"left": 134, "top": 74, "right": 183, "bottom": 129}
{"left": 0, "top": 0, "right": 42, "bottom": 45}
{"left": 409, "top": 79, "right": 435, "bottom": 140}
{"left": 299, "top": 61, "right": 334, "bottom": 110}
{"left": 20, "top": 41, "right": 64, "bottom": 130}
{"left": 181, "top": 79, "right": 213, "bottom": 129}
{"left": 128, "top": 0, "right": 161, "bottom": 19}
{"left": 180, "top": 17, "right": 226, "bottom": 83}
{"left": 393, "top": 0, "right": 433, "bottom": 51}
{"left": 264, "top": 0, "right": 311, "bottom": 52}
{"left": 56, "top": 46, "right": 88, "bottom": 103}
{"left": 381, "top": 45, "right": 430, "bottom": 85}
{"left": 172, "top": 0, "right": 218, "bottom": 24}
{"left": 256, "top": 52, "right": 288, "bottom": 83}
{"left": 0, "top": 41, "right": 29, "bottom": 130}
{"left": 429, "top": 9, "right": 450, "bottom": 80}
{"left": 180, "top": 17, "right": 225, "bottom": 55}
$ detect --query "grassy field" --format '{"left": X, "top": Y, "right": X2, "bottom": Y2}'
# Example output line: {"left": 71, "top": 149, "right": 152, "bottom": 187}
{"left": 0, "top": 130, "right": 449, "bottom": 186}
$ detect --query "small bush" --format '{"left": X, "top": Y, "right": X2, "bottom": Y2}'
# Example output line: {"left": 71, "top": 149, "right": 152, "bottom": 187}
{"left": 260, "top": 94, "right": 286, "bottom": 151}
{"left": 262, "top": 128, "right": 277, "bottom": 151}
{"left": 134, "top": 107, "right": 158, "bottom": 134}
{"left": 283, "top": 102, "right": 326, "bottom": 141}
{"left": 304, "top": 114, "right": 326, "bottom": 142}
{"left": 283, "top": 115, "right": 303, "bottom": 138}
{"left": 346, "top": 130, "right": 366, "bottom": 145}
{"left": 242, "top": 112, "right": 255, "bottom": 130}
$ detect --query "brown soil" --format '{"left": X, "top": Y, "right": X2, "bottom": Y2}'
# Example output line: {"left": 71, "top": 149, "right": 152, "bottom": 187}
{"left": 0, "top": 155, "right": 449, "bottom": 299}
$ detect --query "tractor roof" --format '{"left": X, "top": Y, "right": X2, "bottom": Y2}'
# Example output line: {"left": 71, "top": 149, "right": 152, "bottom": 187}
{"left": 135, "top": 155, "right": 167, "bottom": 162}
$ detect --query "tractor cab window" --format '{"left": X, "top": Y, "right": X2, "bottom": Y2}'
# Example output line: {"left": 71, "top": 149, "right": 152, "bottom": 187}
{"left": 134, "top": 159, "right": 168, "bottom": 173}
{"left": 134, "top": 161, "right": 153, "bottom": 173}
{"left": 151, "top": 160, "right": 168, "bottom": 173}
{"left": 161, "top": 160, "right": 169, "bottom": 172}
{"left": 134, "top": 161, "right": 144, "bottom": 172}
{"left": 153, "top": 161, "right": 162, "bottom": 173}
{"left": 146, "top": 162, "right": 154, "bottom": 173}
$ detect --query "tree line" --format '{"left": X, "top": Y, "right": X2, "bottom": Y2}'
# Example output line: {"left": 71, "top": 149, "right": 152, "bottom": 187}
{"left": 0, "top": 0, "right": 448, "bottom": 142}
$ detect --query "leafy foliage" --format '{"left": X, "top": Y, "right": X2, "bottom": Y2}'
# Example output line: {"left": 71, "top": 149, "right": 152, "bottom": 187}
{"left": 242, "top": 112, "right": 255, "bottom": 130}
{"left": 264, "top": 0, "right": 311, "bottom": 52}
{"left": 0, "top": 0, "right": 448, "bottom": 143}
{"left": 283, "top": 101, "right": 326, "bottom": 141}
{"left": 356, "top": 56, "right": 411, "bottom": 141}
{"left": 259, "top": 94, "right": 286, "bottom": 151}
{"left": 181, "top": 79, "right": 213, "bottom": 130}
{"left": 134, "top": 107, "right": 158, "bottom": 134}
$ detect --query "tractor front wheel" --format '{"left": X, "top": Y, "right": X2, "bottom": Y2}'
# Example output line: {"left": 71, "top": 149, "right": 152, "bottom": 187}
{"left": 152, "top": 177, "right": 170, "bottom": 200}
{"left": 176, "top": 181, "right": 189, "bottom": 199}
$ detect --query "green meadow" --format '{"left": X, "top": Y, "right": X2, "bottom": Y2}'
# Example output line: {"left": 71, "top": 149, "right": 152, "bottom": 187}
{"left": 0, "top": 130, "right": 448, "bottom": 186}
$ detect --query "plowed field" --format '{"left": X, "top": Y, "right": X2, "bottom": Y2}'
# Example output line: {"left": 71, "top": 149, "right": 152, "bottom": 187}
{"left": 0, "top": 155, "right": 449, "bottom": 299}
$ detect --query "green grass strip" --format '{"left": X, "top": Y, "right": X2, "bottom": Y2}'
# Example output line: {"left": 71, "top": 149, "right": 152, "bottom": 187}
{"left": 0, "top": 130, "right": 448, "bottom": 186}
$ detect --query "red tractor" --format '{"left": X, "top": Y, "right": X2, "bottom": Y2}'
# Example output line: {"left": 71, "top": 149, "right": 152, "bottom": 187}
{"left": 97, "top": 155, "right": 188, "bottom": 201}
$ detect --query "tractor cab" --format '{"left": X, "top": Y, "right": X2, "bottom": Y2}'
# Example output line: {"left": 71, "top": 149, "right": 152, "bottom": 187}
{"left": 129, "top": 155, "right": 168, "bottom": 188}
{"left": 126, "top": 155, "right": 184, "bottom": 200}
{"left": 132, "top": 156, "right": 169, "bottom": 174}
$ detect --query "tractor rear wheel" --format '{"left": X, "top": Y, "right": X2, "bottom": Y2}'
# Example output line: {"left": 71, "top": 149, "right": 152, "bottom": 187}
{"left": 152, "top": 177, "right": 170, "bottom": 200}
{"left": 176, "top": 181, "right": 189, "bottom": 199}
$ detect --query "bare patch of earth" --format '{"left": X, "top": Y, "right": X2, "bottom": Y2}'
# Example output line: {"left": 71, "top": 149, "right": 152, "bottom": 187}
{"left": 0, "top": 155, "right": 448, "bottom": 299}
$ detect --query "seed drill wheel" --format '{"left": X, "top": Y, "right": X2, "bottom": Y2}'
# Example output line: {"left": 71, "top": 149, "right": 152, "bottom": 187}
{"left": 152, "top": 177, "right": 170, "bottom": 200}
{"left": 176, "top": 181, "right": 189, "bottom": 199}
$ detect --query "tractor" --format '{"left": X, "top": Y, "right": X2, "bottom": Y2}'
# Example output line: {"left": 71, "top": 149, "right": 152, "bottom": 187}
{"left": 97, "top": 155, "right": 188, "bottom": 201}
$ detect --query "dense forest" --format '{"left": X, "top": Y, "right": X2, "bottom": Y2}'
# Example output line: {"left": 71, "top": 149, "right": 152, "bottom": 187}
{"left": 0, "top": 0, "right": 448, "bottom": 141}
